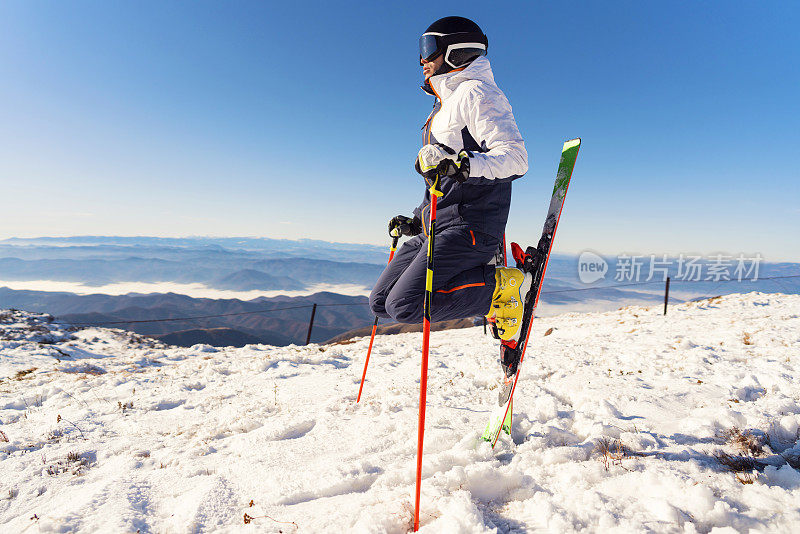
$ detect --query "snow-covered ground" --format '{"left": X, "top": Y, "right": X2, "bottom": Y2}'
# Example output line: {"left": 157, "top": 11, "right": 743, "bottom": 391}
{"left": 1, "top": 293, "right": 799, "bottom": 533}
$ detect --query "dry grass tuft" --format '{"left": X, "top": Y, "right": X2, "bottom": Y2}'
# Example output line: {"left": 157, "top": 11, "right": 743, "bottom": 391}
{"left": 595, "top": 437, "right": 635, "bottom": 471}
{"left": 46, "top": 429, "right": 64, "bottom": 442}
{"left": 242, "top": 511, "right": 298, "bottom": 530}
{"left": 713, "top": 451, "right": 761, "bottom": 473}
{"left": 742, "top": 332, "right": 753, "bottom": 345}
{"left": 14, "top": 368, "right": 36, "bottom": 380}
{"left": 45, "top": 451, "right": 91, "bottom": 476}
{"left": 722, "top": 427, "right": 765, "bottom": 456}
{"left": 713, "top": 426, "right": 770, "bottom": 484}
{"left": 0, "top": 429, "right": 8, "bottom": 442}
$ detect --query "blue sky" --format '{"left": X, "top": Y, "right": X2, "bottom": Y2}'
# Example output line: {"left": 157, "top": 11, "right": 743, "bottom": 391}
{"left": 0, "top": 1, "right": 798, "bottom": 260}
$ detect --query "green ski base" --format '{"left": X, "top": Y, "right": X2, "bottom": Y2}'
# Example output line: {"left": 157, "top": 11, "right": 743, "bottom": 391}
{"left": 481, "top": 399, "right": 512, "bottom": 441}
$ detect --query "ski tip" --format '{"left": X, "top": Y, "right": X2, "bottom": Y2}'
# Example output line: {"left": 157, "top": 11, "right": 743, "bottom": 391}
{"left": 562, "top": 138, "right": 581, "bottom": 150}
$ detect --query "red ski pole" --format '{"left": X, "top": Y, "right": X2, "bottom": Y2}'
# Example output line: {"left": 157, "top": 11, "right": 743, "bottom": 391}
{"left": 414, "top": 172, "right": 442, "bottom": 531}
{"left": 356, "top": 233, "right": 400, "bottom": 403}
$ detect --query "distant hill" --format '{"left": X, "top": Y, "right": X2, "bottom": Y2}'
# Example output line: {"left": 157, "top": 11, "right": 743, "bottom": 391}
{"left": 0, "top": 236, "right": 390, "bottom": 263}
{"left": 1, "top": 237, "right": 797, "bottom": 304}
{"left": 248, "top": 258, "right": 386, "bottom": 286}
{"left": 152, "top": 327, "right": 289, "bottom": 348}
{"left": 210, "top": 269, "right": 304, "bottom": 291}
{"left": 0, "top": 287, "right": 374, "bottom": 346}
{"left": 1, "top": 236, "right": 797, "bottom": 348}
{"left": 0, "top": 256, "right": 384, "bottom": 290}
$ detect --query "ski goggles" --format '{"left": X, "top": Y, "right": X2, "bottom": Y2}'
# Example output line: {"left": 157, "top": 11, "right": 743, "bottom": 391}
{"left": 419, "top": 32, "right": 487, "bottom": 66}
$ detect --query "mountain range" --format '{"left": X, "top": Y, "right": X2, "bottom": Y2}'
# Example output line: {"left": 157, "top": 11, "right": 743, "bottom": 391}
{"left": 0, "top": 236, "right": 796, "bottom": 347}
{"left": 0, "top": 255, "right": 385, "bottom": 290}
{"left": 0, "top": 287, "right": 373, "bottom": 346}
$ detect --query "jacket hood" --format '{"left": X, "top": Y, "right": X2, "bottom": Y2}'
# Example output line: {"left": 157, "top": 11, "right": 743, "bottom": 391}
{"left": 422, "top": 56, "right": 496, "bottom": 100}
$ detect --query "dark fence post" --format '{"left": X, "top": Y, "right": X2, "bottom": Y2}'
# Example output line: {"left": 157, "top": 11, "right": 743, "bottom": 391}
{"left": 664, "top": 277, "right": 670, "bottom": 315}
{"left": 305, "top": 303, "right": 317, "bottom": 345}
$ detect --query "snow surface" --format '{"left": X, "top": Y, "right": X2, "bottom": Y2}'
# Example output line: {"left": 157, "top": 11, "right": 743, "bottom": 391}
{"left": 1, "top": 293, "right": 799, "bottom": 533}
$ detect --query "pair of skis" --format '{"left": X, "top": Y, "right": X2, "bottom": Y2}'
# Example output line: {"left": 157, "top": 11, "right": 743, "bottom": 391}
{"left": 481, "top": 138, "right": 581, "bottom": 447}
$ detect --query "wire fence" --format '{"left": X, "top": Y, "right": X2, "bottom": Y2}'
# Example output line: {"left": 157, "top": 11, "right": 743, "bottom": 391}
{"left": 58, "top": 274, "right": 800, "bottom": 344}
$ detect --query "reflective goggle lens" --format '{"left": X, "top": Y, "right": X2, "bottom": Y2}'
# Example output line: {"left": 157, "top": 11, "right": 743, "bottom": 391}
{"left": 419, "top": 34, "right": 441, "bottom": 62}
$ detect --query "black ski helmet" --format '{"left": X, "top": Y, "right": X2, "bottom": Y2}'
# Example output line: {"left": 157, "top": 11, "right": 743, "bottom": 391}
{"left": 419, "top": 16, "right": 488, "bottom": 73}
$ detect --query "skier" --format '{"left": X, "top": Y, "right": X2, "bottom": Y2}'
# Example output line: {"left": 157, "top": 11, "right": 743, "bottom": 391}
{"left": 369, "top": 16, "right": 531, "bottom": 363}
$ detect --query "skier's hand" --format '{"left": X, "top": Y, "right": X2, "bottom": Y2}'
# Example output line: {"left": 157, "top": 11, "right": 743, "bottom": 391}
{"left": 415, "top": 143, "right": 470, "bottom": 183}
{"left": 388, "top": 215, "right": 422, "bottom": 237}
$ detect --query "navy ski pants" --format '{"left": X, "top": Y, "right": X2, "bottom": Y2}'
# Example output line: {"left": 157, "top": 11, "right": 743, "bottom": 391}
{"left": 369, "top": 225, "right": 497, "bottom": 324}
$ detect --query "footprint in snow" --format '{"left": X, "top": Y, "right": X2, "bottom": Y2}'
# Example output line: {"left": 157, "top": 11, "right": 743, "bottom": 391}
{"left": 153, "top": 399, "right": 186, "bottom": 410}
{"left": 277, "top": 473, "right": 379, "bottom": 506}
{"left": 273, "top": 420, "right": 316, "bottom": 440}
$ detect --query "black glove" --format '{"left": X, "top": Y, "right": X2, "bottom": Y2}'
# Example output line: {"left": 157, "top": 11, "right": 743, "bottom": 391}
{"left": 437, "top": 151, "right": 470, "bottom": 183}
{"left": 414, "top": 143, "right": 470, "bottom": 183}
{"left": 388, "top": 215, "right": 422, "bottom": 237}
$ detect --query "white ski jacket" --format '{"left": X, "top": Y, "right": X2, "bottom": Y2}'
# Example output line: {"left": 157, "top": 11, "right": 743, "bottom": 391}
{"left": 424, "top": 56, "right": 528, "bottom": 183}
